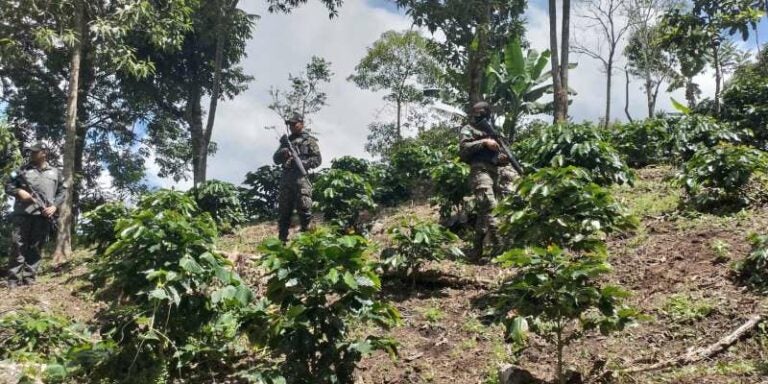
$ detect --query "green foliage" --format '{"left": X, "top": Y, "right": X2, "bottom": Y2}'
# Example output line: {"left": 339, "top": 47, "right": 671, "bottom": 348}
{"left": 367, "top": 163, "right": 410, "bottom": 207}
{"left": 668, "top": 114, "right": 742, "bottom": 162}
{"left": 660, "top": 294, "right": 715, "bottom": 324}
{"left": 79, "top": 202, "right": 131, "bottom": 254}
{"left": 429, "top": 158, "right": 471, "bottom": 221}
{"left": 611, "top": 119, "right": 672, "bottom": 167}
{"left": 387, "top": 139, "right": 443, "bottom": 198}
{"left": 269, "top": 56, "right": 333, "bottom": 120}
{"left": 0, "top": 308, "right": 114, "bottom": 382}
{"left": 90, "top": 190, "right": 254, "bottom": 381}
{"left": 331, "top": 156, "right": 371, "bottom": 175}
{"left": 189, "top": 179, "right": 247, "bottom": 233}
{"left": 675, "top": 143, "right": 768, "bottom": 212}
{"left": 495, "top": 245, "right": 639, "bottom": 384}
{"left": 257, "top": 230, "right": 401, "bottom": 384}
{"left": 240, "top": 165, "right": 282, "bottom": 222}
{"left": 497, "top": 167, "right": 638, "bottom": 252}
{"left": 515, "top": 122, "right": 634, "bottom": 186}
{"left": 313, "top": 169, "right": 377, "bottom": 233}
{"left": 735, "top": 233, "right": 768, "bottom": 292}
{"left": 722, "top": 47, "right": 768, "bottom": 149}
{"left": 0, "top": 118, "right": 22, "bottom": 201}
{"left": 382, "top": 216, "right": 464, "bottom": 277}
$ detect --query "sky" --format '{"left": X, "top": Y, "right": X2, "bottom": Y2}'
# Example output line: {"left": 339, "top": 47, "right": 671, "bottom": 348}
{"left": 112, "top": 1, "right": 768, "bottom": 190}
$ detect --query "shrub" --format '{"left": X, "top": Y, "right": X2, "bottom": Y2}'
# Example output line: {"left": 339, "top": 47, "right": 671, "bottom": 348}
{"left": 388, "top": 140, "right": 443, "bottom": 197}
{"left": 494, "top": 245, "right": 640, "bottom": 384}
{"left": 735, "top": 233, "right": 768, "bottom": 292}
{"left": 313, "top": 169, "right": 377, "bottom": 233}
{"left": 382, "top": 216, "right": 464, "bottom": 279}
{"left": 367, "top": 163, "right": 410, "bottom": 207}
{"left": 675, "top": 143, "right": 768, "bottom": 212}
{"left": 667, "top": 114, "right": 741, "bottom": 162}
{"left": 240, "top": 165, "right": 281, "bottom": 222}
{"left": 331, "top": 156, "right": 371, "bottom": 174}
{"left": 0, "top": 308, "right": 114, "bottom": 382}
{"left": 189, "top": 180, "right": 246, "bottom": 233}
{"left": 611, "top": 119, "right": 671, "bottom": 167}
{"left": 429, "top": 159, "right": 471, "bottom": 222}
{"left": 496, "top": 167, "right": 638, "bottom": 252}
{"left": 90, "top": 190, "right": 255, "bottom": 382}
{"left": 721, "top": 47, "right": 768, "bottom": 149}
{"left": 78, "top": 202, "right": 131, "bottom": 254}
{"left": 515, "top": 122, "right": 634, "bottom": 186}
{"left": 257, "top": 230, "right": 401, "bottom": 383}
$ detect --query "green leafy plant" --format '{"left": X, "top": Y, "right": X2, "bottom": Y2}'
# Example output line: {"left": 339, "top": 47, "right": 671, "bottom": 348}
{"left": 710, "top": 239, "right": 731, "bottom": 263}
{"left": 496, "top": 167, "right": 638, "bottom": 252}
{"left": 382, "top": 216, "right": 464, "bottom": 279}
{"left": 240, "top": 165, "right": 282, "bottom": 222}
{"left": 313, "top": 169, "right": 377, "bottom": 233}
{"left": 735, "top": 233, "right": 768, "bottom": 292}
{"left": 367, "top": 162, "right": 410, "bottom": 207}
{"left": 388, "top": 139, "right": 442, "bottom": 195}
{"left": 675, "top": 143, "right": 768, "bottom": 212}
{"left": 660, "top": 293, "right": 715, "bottom": 324}
{"left": 611, "top": 119, "right": 672, "bottom": 167}
{"left": 331, "top": 155, "right": 371, "bottom": 175}
{"left": 0, "top": 308, "right": 114, "bottom": 382}
{"left": 429, "top": 158, "right": 471, "bottom": 222}
{"left": 90, "top": 190, "right": 255, "bottom": 382}
{"left": 721, "top": 47, "right": 768, "bottom": 149}
{"left": 515, "top": 122, "right": 634, "bottom": 185}
{"left": 257, "top": 230, "right": 401, "bottom": 384}
{"left": 667, "top": 114, "right": 742, "bottom": 162}
{"left": 494, "top": 245, "right": 640, "bottom": 384}
{"left": 78, "top": 202, "right": 131, "bottom": 254}
{"left": 189, "top": 179, "right": 247, "bottom": 233}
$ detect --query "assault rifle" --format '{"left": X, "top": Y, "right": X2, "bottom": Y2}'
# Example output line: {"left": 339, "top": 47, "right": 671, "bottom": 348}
{"left": 477, "top": 118, "right": 525, "bottom": 176}
{"left": 280, "top": 123, "right": 308, "bottom": 178}
{"left": 11, "top": 170, "right": 59, "bottom": 232}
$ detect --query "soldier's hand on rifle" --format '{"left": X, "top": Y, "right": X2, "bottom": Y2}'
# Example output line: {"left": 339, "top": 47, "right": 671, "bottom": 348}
{"left": 42, "top": 206, "right": 57, "bottom": 218}
{"left": 483, "top": 139, "right": 500, "bottom": 152}
{"left": 17, "top": 189, "right": 34, "bottom": 202}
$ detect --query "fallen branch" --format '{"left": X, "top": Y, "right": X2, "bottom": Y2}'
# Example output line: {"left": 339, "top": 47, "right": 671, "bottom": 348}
{"left": 622, "top": 314, "right": 763, "bottom": 374}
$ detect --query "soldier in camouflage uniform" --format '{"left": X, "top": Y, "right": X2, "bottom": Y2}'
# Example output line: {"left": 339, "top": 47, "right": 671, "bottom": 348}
{"left": 273, "top": 114, "right": 322, "bottom": 242}
{"left": 4, "top": 142, "right": 65, "bottom": 288}
{"left": 459, "top": 102, "right": 517, "bottom": 260}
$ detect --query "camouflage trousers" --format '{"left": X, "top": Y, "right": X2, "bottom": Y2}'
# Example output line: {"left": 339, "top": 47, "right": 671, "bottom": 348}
{"left": 7, "top": 215, "right": 50, "bottom": 286}
{"left": 277, "top": 175, "right": 313, "bottom": 242}
{"left": 470, "top": 164, "right": 518, "bottom": 258}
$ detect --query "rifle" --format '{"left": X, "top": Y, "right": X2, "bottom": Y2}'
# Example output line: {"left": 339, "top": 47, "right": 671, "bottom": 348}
{"left": 12, "top": 170, "right": 59, "bottom": 232}
{"left": 477, "top": 118, "right": 526, "bottom": 176}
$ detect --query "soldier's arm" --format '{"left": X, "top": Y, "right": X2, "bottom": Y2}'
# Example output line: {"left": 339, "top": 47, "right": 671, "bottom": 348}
{"left": 273, "top": 145, "right": 289, "bottom": 165}
{"left": 302, "top": 138, "right": 322, "bottom": 170}
{"left": 459, "top": 127, "right": 490, "bottom": 161}
{"left": 53, "top": 169, "right": 67, "bottom": 208}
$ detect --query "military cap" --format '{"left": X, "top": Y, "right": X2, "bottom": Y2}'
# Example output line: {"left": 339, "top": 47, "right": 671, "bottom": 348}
{"left": 28, "top": 141, "right": 48, "bottom": 152}
{"left": 286, "top": 113, "right": 304, "bottom": 124}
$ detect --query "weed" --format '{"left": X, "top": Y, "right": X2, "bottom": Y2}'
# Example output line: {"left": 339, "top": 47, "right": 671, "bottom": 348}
{"left": 660, "top": 294, "right": 715, "bottom": 324}
{"left": 710, "top": 239, "right": 732, "bottom": 263}
{"left": 422, "top": 305, "right": 445, "bottom": 324}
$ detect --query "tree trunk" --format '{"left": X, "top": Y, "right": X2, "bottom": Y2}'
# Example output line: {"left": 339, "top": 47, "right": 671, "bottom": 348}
{"left": 560, "top": 0, "right": 571, "bottom": 121}
{"left": 604, "top": 54, "right": 613, "bottom": 127}
{"left": 396, "top": 99, "right": 402, "bottom": 139}
{"left": 644, "top": 74, "right": 654, "bottom": 118}
{"left": 467, "top": 23, "right": 490, "bottom": 106}
{"left": 685, "top": 77, "right": 696, "bottom": 109}
{"left": 712, "top": 41, "right": 722, "bottom": 116}
{"left": 189, "top": 86, "right": 205, "bottom": 186}
{"left": 651, "top": 80, "right": 663, "bottom": 117}
{"left": 53, "top": 2, "right": 84, "bottom": 262}
{"left": 549, "top": 0, "right": 567, "bottom": 124}
{"left": 625, "top": 68, "right": 633, "bottom": 122}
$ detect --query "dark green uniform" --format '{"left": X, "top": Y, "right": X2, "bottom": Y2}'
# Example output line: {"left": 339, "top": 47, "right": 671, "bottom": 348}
{"left": 4, "top": 162, "right": 65, "bottom": 286}
{"left": 459, "top": 123, "right": 518, "bottom": 258}
{"left": 273, "top": 131, "right": 321, "bottom": 241}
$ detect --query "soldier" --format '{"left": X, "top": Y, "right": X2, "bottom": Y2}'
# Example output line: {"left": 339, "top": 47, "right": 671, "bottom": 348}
{"left": 459, "top": 102, "right": 516, "bottom": 260}
{"left": 4, "top": 142, "right": 65, "bottom": 288}
{"left": 273, "top": 114, "right": 322, "bottom": 242}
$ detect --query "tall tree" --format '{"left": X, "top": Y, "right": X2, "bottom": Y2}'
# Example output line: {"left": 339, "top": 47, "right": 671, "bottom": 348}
{"left": 392, "top": 0, "right": 527, "bottom": 108}
{"left": 549, "top": 0, "right": 573, "bottom": 123}
{"left": 573, "top": 0, "right": 633, "bottom": 126}
{"left": 269, "top": 56, "right": 333, "bottom": 121}
{"left": 625, "top": 23, "right": 677, "bottom": 117}
{"left": 0, "top": 0, "right": 194, "bottom": 260}
{"left": 349, "top": 30, "right": 442, "bottom": 139}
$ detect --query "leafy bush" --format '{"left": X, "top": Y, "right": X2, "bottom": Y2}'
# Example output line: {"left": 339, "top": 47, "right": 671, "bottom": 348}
{"left": 78, "top": 202, "right": 131, "bottom": 254}
{"left": 735, "top": 233, "right": 768, "bottom": 292}
{"left": 0, "top": 308, "right": 114, "bottom": 382}
{"left": 240, "top": 165, "right": 281, "bottom": 222}
{"left": 721, "top": 47, "right": 768, "bottom": 149}
{"left": 515, "top": 122, "right": 634, "bottom": 185}
{"left": 611, "top": 119, "right": 671, "bottom": 167}
{"left": 367, "top": 163, "right": 410, "bottom": 207}
{"left": 382, "top": 216, "right": 464, "bottom": 278}
{"left": 429, "top": 159, "right": 471, "bottom": 222}
{"left": 257, "top": 230, "right": 401, "bottom": 384}
{"left": 667, "top": 114, "right": 741, "bottom": 162}
{"left": 496, "top": 167, "right": 638, "bottom": 252}
{"left": 90, "top": 190, "right": 255, "bottom": 382}
{"left": 313, "top": 169, "right": 377, "bottom": 233}
{"left": 388, "top": 140, "right": 443, "bottom": 196}
{"left": 675, "top": 143, "right": 768, "bottom": 212}
{"left": 189, "top": 179, "right": 247, "bottom": 233}
{"left": 494, "top": 245, "right": 639, "bottom": 384}
{"left": 331, "top": 156, "right": 371, "bottom": 175}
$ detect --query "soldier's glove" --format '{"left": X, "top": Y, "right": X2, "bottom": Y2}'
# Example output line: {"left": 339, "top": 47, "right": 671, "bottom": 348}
{"left": 280, "top": 135, "right": 290, "bottom": 146}
{"left": 495, "top": 154, "right": 510, "bottom": 166}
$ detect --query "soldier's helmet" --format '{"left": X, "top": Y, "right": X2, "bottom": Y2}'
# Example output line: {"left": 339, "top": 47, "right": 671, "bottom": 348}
{"left": 286, "top": 113, "right": 304, "bottom": 125}
{"left": 27, "top": 142, "right": 48, "bottom": 153}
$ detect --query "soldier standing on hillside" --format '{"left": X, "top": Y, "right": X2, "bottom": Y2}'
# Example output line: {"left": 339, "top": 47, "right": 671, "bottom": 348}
{"left": 459, "top": 102, "right": 517, "bottom": 260}
{"left": 4, "top": 142, "right": 65, "bottom": 289}
{"left": 273, "top": 114, "right": 322, "bottom": 242}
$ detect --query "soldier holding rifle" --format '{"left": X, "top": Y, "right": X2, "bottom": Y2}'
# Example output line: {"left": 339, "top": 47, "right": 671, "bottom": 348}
{"left": 273, "top": 114, "right": 322, "bottom": 242}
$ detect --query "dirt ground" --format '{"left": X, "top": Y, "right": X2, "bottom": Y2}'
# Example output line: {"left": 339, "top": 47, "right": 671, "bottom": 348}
{"left": 2, "top": 166, "right": 767, "bottom": 384}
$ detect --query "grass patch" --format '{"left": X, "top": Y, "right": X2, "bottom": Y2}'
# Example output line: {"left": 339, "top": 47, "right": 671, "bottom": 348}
{"left": 659, "top": 293, "right": 716, "bottom": 324}
{"left": 421, "top": 304, "right": 445, "bottom": 324}
{"left": 612, "top": 166, "right": 680, "bottom": 218}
